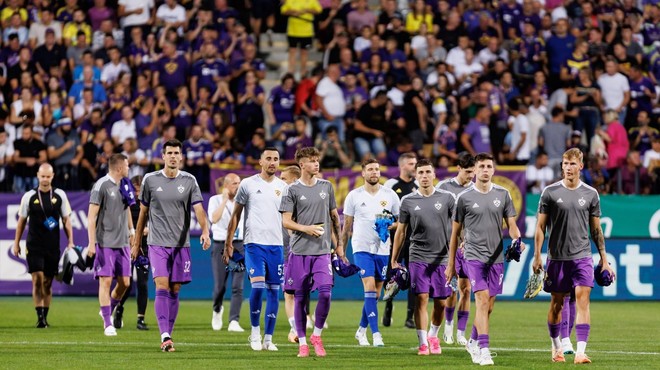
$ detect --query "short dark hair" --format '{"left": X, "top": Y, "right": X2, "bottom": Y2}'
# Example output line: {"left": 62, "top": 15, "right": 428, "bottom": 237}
{"left": 398, "top": 152, "right": 416, "bottom": 166}
{"left": 109, "top": 153, "right": 127, "bottom": 170}
{"left": 474, "top": 152, "right": 494, "bottom": 163}
{"left": 294, "top": 147, "right": 320, "bottom": 163}
{"left": 163, "top": 139, "right": 183, "bottom": 152}
{"left": 261, "top": 147, "right": 280, "bottom": 156}
{"left": 131, "top": 175, "right": 143, "bottom": 187}
{"left": 415, "top": 158, "right": 434, "bottom": 169}
{"left": 551, "top": 106, "right": 565, "bottom": 118}
{"left": 361, "top": 158, "right": 379, "bottom": 169}
{"left": 456, "top": 152, "right": 475, "bottom": 168}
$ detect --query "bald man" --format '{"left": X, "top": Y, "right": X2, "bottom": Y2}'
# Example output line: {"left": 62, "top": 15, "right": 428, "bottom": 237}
{"left": 13, "top": 164, "right": 75, "bottom": 328}
{"left": 208, "top": 173, "right": 246, "bottom": 332}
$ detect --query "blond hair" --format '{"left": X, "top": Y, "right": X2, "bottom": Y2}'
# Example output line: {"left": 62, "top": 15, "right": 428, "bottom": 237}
{"left": 563, "top": 148, "right": 584, "bottom": 163}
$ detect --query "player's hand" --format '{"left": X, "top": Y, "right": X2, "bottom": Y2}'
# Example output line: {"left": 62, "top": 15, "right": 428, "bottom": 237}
{"left": 129, "top": 234, "right": 135, "bottom": 248}
{"left": 223, "top": 243, "right": 234, "bottom": 264}
{"left": 87, "top": 243, "right": 96, "bottom": 258}
{"left": 600, "top": 259, "right": 615, "bottom": 280}
{"left": 458, "top": 241, "right": 465, "bottom": 250}
{"left": 532, "top": 254, "right": 543, "bottom": 274}
{"left": 12, "top": 243, "right": 20, "bottom": 257}
{"left": 304, "top": 224, "right": 324, "bottom": 237}
{"left": 445, "top": 263, "right": 456, "bottom": 283}
{"left": 131, "top": 238, "right": 141, "bottom": 260}
{"left": 334, "top": 244, "right": 348, "bottom": 264}
{"left": 519, "top": 241, "right": 526, "bottom": 252}
{"left": 200, "top": 232, "right": 211, "bottom": 251}
{"left": 391, "top": 260, "right": 402, "bottom": 270}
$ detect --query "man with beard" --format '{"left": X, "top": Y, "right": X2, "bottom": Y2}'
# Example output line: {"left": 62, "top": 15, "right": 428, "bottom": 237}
{"left": 46, "top": 118, "right": 82, "bottom": 190}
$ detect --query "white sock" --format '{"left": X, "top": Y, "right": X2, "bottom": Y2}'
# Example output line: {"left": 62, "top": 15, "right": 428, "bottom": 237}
{"left": 251, "top": 326, "right": 260, "bottom": 337}
{"left": 299, "top": 337, "right": 307, "bottom": 346}
{"left": 551, "top": 336, "right": 561, "bottom": 350}
{"left": 313, "top": 327, "right": 323, "bottom": 336}
{"left": 561, "top": 337, "right": 572, "bottom": 346}
{"left": 264, "top": 334, "right": 272, "bottom": 343}
{"left": 457, "top": 330, "right": 465, "bottom": 338}
{"left": 445, "top": 320, "right": 454, "bottom": 327}
{"left": 161, "top": 332, "right": 171, "bottom": 341}
{"left": 576, "top": 341, "right": 587, "bottom": 354}
{"left": 417, "top": 330, "right": 428, "bottom": 346}
{"left": 429, "top": 324, "right": 441, "bottom": 338}
{"left": 357, "top": 326, "right": 367, "bottom": 334}
{"left": 288, "top": 317, "right": 296, "bottom": 330}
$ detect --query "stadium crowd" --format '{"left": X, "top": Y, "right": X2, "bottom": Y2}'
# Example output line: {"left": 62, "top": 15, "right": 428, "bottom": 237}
{"left": 0, "top": 0, "right": 659, "bottom": 194}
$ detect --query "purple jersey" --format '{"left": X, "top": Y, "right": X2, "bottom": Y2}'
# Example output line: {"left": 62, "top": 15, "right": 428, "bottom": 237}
{"left": 629, "top": 77, "right": 655, "bottom": 113}
{"left": 642, "top": 21, "right": 660, "bottom": 47}
{"left": 172, "top": 100, "right": 194, "bottom": 129}
{"left": 236, "top": 85, "right": 265, "bottom": 120}
{"left": 132, "top": 88, "right": 154, "bottom": 108}
{"left": 183, "top": 139, "right": 212, "bottom": 162}
{"left": 135, "top": 112, "right": 157, "bottom": 152}
{"left": 464, "top": 119, "right": 492, "bottom": 153}
{"left": 284, "top": 135, "right": 313, "bottom": 160}
{"left": 156, "top": 54, "right": 189, "bottom": 92}
{"left": 192, "top": 59, "right": 228, "bottom": 93}
{"left": 339, "top": 64, "right": 361, "bottom": 77}
{"left": 498, "top": 2, "right": 523, "bottom": 38}
{"left": 267, "top": 85, "right": 295, "bottom": 124}
{"left": 364, "top": 70, "right": 385, "bottom": 87}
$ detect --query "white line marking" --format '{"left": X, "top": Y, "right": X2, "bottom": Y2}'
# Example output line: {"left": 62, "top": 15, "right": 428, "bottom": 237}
{"left": 0, "top": 341, "right": 657, "bottom": 355}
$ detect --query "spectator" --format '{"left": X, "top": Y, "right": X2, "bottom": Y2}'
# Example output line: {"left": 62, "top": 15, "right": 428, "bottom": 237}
{"left": 507, "top": 98, "right": 531, "bottom": 165}
{"left": 135, "top": 98, "right": 159, "bottom": 153}
{"left": 0, "top": 126, "right": 11, "bottom": 191}
{"left": 526, "top": 151, "right": 554, "bottom": 194}
{"left": 190, "top": 43, "right": 228, "bottom": 101}
{"left": 354, "top": 90, "right": 389, "bottom": 161}
{"left": 643, "top": 136, "right": 660, "bottom": 173}
{"left": 111, "top": 105, "right": 138, "bottom": 145}
{"left": 433, "top": 115, "right": 459, "bottom": 162}
{"left": 281, "top": 0, "right": 322, "bottom": 77}
{"left": 461, "top": 106, "right": 492, "bottom": 156}
{"left": 403, "top": 76, "right": 428, "bottom": 156}
{"left": 405, "top": 0, "right": 433, "bottom": 35}
{"left": 545, "top": 18, "right": 576, "bottom": 91}
{"left": 118, "top": 0, "right": 155, "bottom": 53}
{"left": 597, "top": 110, "right": 630, "bottom": 173}
{"left": 56, "top": 0, "right": 78, "bottom": 24}
{"left": 88, "top": 0, "right": 116, "bottom": 32}
{"left": 235, "top": 70, "right": 265, "bottom": 144}
{"left": 43, "top": 92, "right": 71, "bottom": 128}
{"left": 46, "top": 118, "right": 81, "bottom": 190}
{"left": 9, "top": 46, "right": 44, "bottom": 92}
{"left": 597, "top": 58, "right": 630, "bottom": 124}
{"left": 629, "top": 111, "right": 659, "bottom": 158}
{"left": 626, "top": 63, "right": 656, "bottom": 129}
{"left": 12, "top": 124, "right": 47, "bottom": 193}
{"left": 68, "top": 66, "right": 107, "bottom": 106}
{"left": 316, "top": 64, "right": 346, "bottom": 140}
{"left": 539, "top": 107, "right": 571, "bottom": 173}
{"left": 347, "top": 0, "right": 376, "bottom": 36}
{"left": 10, "top": 88, "right": 43, "bottom": 127}
{"left": 62, "top": 9, "right": 91, "bottom": 47}
{"left": 620, "top": 25, "right": 643, "bottom": 65}
{"left": 570, "top": 67, "right": 601, "bottom": 148}
{"left": 582, "top": 153, "right": 611, "bottom": 194}
{"left": 3, "top": 13, "right": 28, "bottom": 46}
{"left": 478, "top": 37, "right": 509, "bottom": 68}
{"left": 283, "top": 116, "right": 313, "bottom": 163}
{"left": 318, "top": 126, "right": 352, "bottom": 169}
{"left": 156, "top": 0, "right": 187, "bottom": 36}
{"left": 152, "top": 41, "right": 188, "bottom": 98}
{"left": 266, "top": 73, "right": 296, "bottom": 142}
{"left": 615, "top": 150, "right": 651, "bottom": 194}
{"left": 151, "top": 124, "right": 176, "bottom": 168}
{"left": 171, "top": 86, "right": 194, "bottom": 140}
{"left": 183, "top": 124, "right": 212, "bottom": 190}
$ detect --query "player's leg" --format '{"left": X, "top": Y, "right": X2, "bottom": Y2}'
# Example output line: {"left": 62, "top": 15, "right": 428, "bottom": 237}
{"left": 402, "top": 243, "right": 416, "bottom": 328}
{"left": 228, "top": 268, "right": 246, "bottom": 332}
{"left": 149, "top": 246, "right": 175, "bottom": 351}
{"left": 112, "top": 248, "right": 132, "bottom": 329}
{"left": 464, "top": 260, "right": 489, "bottom": 363}
{"left": 167, "top": 247, "right": 193, "bottom": 340}
{"left": 285, "top": 292, "right": 297, "bottom": 341}
{"left": 548, "top": 292, "right": 567, "bottom": 362}
{"left": 136, "top": 261, "right": 149, "bottom": 330}
{"left": 415, "top": 293, "right": 430, "bottom": 355}
{"left": 477, "top": 262, "right": 505, "bottom": 366}
{"left": 285, "top": 254, "right": 311, "bottom": 356}
{"left": 42, "top": 275, "right": 53, "bottom": 324}
{"left": 456, "top": 277, "right": 472, "bottom": 345}
{"left": 244, "top": 244, "right": 267, "bottom": 350}
{"left": 574, "top": 286, "right": 592, "bottom": 363}
{"left": 98, "top": 276, "right": 116, "bottom": 335}
{"left": 429, "top": 297, "right": 446, "bottom": 354}
{"left": 42, "top": 248, "right": 59, "bottom": 326}
{"left": 354, "top": 252, "right": 376, "bottom": 346}
{"left": 443, "top": 292, "right": 456, "bottom": 344}
{"left": 309, "top": 255, "right": 333, "bottom": 357}
{"left": 262, "top": 245, "right": 284, "bottom": 350}
{"left": 31, "top": 270, "right": 47, "bottom": 327}
{"left": 562, "top": 290, "right": 576, "bottom": 353}
{"left": 112, "top": 275, "right": 130, "bottom": 328}
{"left": 115, "top": 266, "right": 133, "bottom": 328}
{"left": 211, "top": 240, "right": 229, "bottom": 330}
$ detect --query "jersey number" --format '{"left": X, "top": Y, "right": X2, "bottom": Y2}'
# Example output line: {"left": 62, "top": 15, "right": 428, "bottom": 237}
{"left": 184, "top": 261, "right": 191, "bottom": 273}
{"left": 277, "top": 264, "right": 283, "bottom": 276}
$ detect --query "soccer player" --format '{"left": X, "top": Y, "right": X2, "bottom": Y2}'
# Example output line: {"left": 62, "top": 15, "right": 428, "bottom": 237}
{"left": 382, "top": 152, "right": 418, "bottom": 329}
{"left": 532, "top": 148, "right": 614, "bottom": 364}
{"left": 446, "top": 153, "right": 522, "bottom": 366}
{"left": 391, "top": 158, "right": 456, "bottom": 356}
{"left": 87, "top": 154, "right": 134, "bottom": 336}
{"left": 13, "top": 163, "right": 75, "bottom": 328}
{"left": 131, "top": 139, "right": 211, "bottom": 352}
{"left": 342, "top": 159, "right": 400, "bottom": 347}
{"left": 280, "top": 165, "right": 303, "bottom": 343}
{"left": 281, "top": 147, "right": 344, "bottom": 358}
{"left": 435, "top": 152, "right": 476, "bottom": 345}
{"left": 208, "top": 173, "right": 245, "bottom": 332}
{"left": 225, "top": 148, "right": 287, "bottom": 351}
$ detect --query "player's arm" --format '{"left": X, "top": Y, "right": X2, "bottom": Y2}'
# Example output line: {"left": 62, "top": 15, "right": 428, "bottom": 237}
{"left": 445, "top": 220, "right": 463, "bottom": 282}
{"left": 127, "top": 207, "right": 135, "bottom": 246}
{"left": 533, "top": 212, "right": 547, "bottom": 273}
{"left": 340, "top": 214, "right": 353, "bottom": 255}
{"left": 132, "top": 203, "right": 149, "bottom": 260}
{"left": 87, "top": 203, "right": 100, "bottom": 257}
{"left": 504, "top": 216, "right": 523, "bottom": 241}
{"left": 589, "top": 216, "right": 613, "bottom": 275}
{"left": 193, "top": 202, "right": 211, "bottom": 250}
{"left": 330, "top": 208, "right": 346, "bottom": 260}
{"left": 390, "top": 221, "right": 407, "bottom": 269}
{"left": 62, "top": 215, "right": 74, "bottom": 249}
{"left": 12, "top": 216, "right": 27, "bottom": 256}
{"left": 224, "top": 202, "right": 243, "bottom": 262}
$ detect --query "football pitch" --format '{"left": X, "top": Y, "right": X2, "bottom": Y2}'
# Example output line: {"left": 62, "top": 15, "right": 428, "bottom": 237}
{"left": 0, "top": 298, "right": 658, "bottom": 369}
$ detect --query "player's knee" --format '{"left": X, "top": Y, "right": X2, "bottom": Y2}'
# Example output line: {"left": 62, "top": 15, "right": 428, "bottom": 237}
{"left": 317, "top": 285, "right": 332, "bottom": 301}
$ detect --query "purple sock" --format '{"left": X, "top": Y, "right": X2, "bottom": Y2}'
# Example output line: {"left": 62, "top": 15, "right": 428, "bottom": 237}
{"left": 155, "top": 289, "right": 170, "bottom": 336}
{"left": 168, "top": 291, "right": 179, "bottom": 334}
{"left": 294, "top": 292, "right": 308, "bottom": 339}
{"left": 576, "top": 324, "right": 590, "bottom": 343}
{"left": 561, "top": 296, "right": 570, "bottom": 338}
{"left": 110, "top": 297, "right": 120, "bottom": 314}
{"left": 477, "top": 334, "right": 489, "bottom": 349}
{"left": 548, "top": 322, "right": 561, "bottom": 339}
{"left": 445, "top": 306, "right": 455, "bottom": 324}
{"left": 313, "top": 286, "right": 332, "bottom": 331}
{"left": 101, "top": 305, "right": 112, "bottom": 328}
{"left": 471, "top": 325, "right": 478, "bottom": 341}
{"left": 457, "top": 310, "right": 469, "bottom": 331}
{"left": 569, "top": 299, "right": 576, "bottom": 335}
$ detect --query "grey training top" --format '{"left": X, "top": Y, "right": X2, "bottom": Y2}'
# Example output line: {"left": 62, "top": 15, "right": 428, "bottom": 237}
{"left": 140, "top": 170, "right": 203, "bottom": 248}
{"left": 454, "top": 184, "right": 517, "bottom": 264}
{"left": 538, "top": 180, "right": 601, "bottom": 261}
{"left": 399, "top": 189, "right": 456, "bottom": 264}
{"left": 280, "top": 179, "right": 336, "bottom": 256}
{"left": 90, "top": 175, "right": 129, "bottom": 249}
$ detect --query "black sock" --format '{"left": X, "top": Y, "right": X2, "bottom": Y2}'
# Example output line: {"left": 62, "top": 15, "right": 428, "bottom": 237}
{"left": 36, "top": 307, "right": 44, "bottom": 320}
{"left": 43, "top": 307, "right": 49, "bottom": 319}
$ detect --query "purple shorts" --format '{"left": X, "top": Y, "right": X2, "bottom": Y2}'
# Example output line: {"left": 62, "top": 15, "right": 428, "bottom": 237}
{"left": 93, "top": 245, "right": 131, "bottom": 279}
{"left": 409, "top": 261, "right": 452, "bottom": 299}
{"left": 284, "top": 253, "right": 334, "bottom": 293}
{"left": 464, "top": 260, "right": 504, "bottom": 297}
{"left": 455, "top": 247, "right": 469, "bottom": 279}
{"left": 148, "top": 246, "right": 192, "bottom": 284}
{"left": 544, "top": 257, "right": 594, "bottom": 293}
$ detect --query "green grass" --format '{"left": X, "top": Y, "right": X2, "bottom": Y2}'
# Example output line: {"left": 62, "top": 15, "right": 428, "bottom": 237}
{"left": 0, "top": 298, "right": 658, "bottom": 369}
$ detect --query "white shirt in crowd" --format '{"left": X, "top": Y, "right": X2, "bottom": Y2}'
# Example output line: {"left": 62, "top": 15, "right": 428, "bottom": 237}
{"left": 316, "top": 76, "right": 346, "bottom": 118}
{"left": 598, "top": 72, "right": 630, "bottom": 110}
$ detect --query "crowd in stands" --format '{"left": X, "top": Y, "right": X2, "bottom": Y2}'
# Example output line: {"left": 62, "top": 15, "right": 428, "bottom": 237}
{"left": 0, "top": 0, "right": 659, "bottom": 195}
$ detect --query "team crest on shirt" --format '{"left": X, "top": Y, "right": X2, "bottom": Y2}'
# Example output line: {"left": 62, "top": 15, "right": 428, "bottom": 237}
{"left": 578, "top": 197, "right": 586, "bottom": 207}
{"left": 380, "top": 200, "right": 388, "bottom": 207}
{"left": 249, "top": 268, "right": 255, "bottom": 275}
{"left": 434, "top": 202, "right": 442, "bottom": 210}
{"left": 287, "top": 278, "right": 293, "bottom": 285}
{"left": 275, "top": 189, "right": 281, "bottom": 196}
{"left": 319, "top": 191, "right": 327, "bottom": 199}
{"left": 177, "top": 185, "right": 185, "bottom": 193}
{"left": 493, "top": 198, "right": 501, "bottom": 207}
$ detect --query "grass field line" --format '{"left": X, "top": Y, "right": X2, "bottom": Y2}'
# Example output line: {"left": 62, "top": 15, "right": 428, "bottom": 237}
{"left": 1, "top": 341, "right": 658, "bottom": 356}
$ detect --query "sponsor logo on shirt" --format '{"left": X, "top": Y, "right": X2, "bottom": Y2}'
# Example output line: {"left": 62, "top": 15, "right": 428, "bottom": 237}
{"left": 472, "top": 203, "right": 480, "bottom": 208}
{"left": 557, "top": 198, "right": 563, "bottom": 203}
{"left": 156, "top": 187, "right": 163, "bottom": 192}
{"left": 414, "top": 205, "right": 421, "bottom": 211}
{"left": 300, "top": 195, "right": 307, "bottom": 200}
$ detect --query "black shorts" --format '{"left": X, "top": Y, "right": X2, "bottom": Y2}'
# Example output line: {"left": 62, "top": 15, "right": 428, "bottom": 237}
{"left": 288, "top": 36, "right": 313, "bottom": 49}
{"left": 26, "top": 247, "right": 60, "bottom": 277}
{"left": 251, "top": 0, "right": 276, "bottom": 19}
